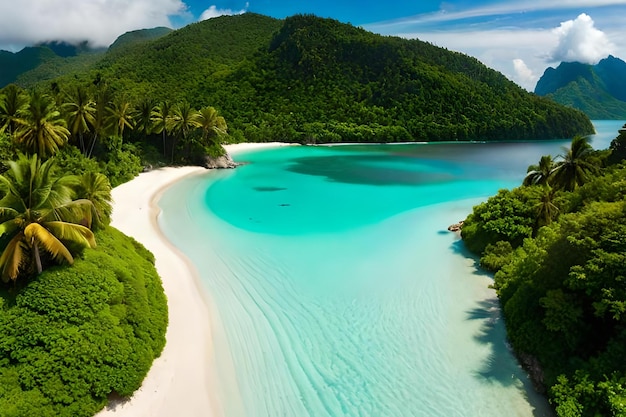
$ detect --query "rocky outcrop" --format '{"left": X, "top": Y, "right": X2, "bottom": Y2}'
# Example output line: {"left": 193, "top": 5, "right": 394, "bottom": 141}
{"left": 447, "top": 220, "right": 464, "bottom": 232}
{"left": 517, "top": 351, "right": 546, "bottom": 394}
{"left": 203, "top": 153, "right": 239, "bottom": 169}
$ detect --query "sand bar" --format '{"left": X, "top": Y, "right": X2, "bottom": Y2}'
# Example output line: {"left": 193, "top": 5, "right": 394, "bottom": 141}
{"left": 96, "top": 143, "right": 293, "bottom": 417}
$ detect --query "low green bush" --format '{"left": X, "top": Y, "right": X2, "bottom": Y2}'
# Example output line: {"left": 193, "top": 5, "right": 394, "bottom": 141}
{"left": 0, "top": 227, "right": 167, "bottom": 417}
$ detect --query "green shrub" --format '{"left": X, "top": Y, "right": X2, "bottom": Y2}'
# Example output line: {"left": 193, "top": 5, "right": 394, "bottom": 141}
{"left": 480, "top": 240, "right": 514, "bottom": 272}
{"left": 0, "top": 227, "right": 167, "bottom": 417}
{"left": 461, "top": 187, "right": 536, "bottom": 254}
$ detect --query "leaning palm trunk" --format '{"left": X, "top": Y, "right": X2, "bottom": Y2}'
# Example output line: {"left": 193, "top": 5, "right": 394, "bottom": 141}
{"left": 32, "top": 240, "right": 42, "bottom": 274}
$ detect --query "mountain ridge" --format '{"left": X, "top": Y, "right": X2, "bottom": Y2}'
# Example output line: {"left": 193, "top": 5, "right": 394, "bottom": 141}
{"left": 3, "top": 13, "right": 593, "bottom": 143}
{"left": 534, "top": 55, "right": 626, "bottom": 119}
{"left": 0, "top": 27, "right": 173, "bottom": 88}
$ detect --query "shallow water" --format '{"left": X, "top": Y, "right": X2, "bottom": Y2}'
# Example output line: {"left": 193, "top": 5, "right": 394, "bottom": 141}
{"left": 158, "top": 121, "right": 623, "bottom": 417}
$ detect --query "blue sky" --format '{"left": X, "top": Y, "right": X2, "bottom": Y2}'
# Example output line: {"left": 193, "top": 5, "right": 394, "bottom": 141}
{"left": 1, "top": 0, "right": 625, "bottom": 90}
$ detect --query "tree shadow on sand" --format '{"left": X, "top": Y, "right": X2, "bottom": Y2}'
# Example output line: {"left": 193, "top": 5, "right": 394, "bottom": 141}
{"left": 450, "top": 239, "right": 553, "bottom": 416}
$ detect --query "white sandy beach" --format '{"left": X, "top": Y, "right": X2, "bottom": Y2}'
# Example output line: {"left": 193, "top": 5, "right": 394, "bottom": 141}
{"left": 97, "top": 142, "right": 294, "bottom": 417}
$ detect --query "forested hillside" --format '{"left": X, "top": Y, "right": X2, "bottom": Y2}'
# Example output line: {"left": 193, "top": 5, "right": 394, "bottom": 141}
{"left": 0, "top": 28, "right": 172, "bottom": 89}
{"left": 41, "top": 13, "right": 592, "bottom": 144}
{"left": 0, "top": 46, "right": 59, "bottom": 87}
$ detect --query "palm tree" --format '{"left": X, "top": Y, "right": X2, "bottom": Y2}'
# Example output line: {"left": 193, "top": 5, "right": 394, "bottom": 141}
{"left": 166, "top": 102, "right": 200, "bottom": 162}
{"left": 106, "top": 98, "right": 134, "bottom": 138}
{"left": 532, "top": 185, "right": 559, "bottom": 231}
{"left": 62, "top": 85, "right": 95, "bottom": 155}
{"left": 0, "top": 154, "right": 96, "bottom": 282}
{"left": 196, "top": 106, "right": 227, "bottom": 146}
{"left": 0, "top": 84, "right": 29, "bottom": 136}
{"left": 151, "top": 101, "right": 172, "bottom": 158}
{"left": 523, "top": 155, "right": 554, "bottom": 186}
{"left": 134, "top": 97, "right": 155, "bottom": 137}
{"left": 550, "top": 135, "right": 596, "bottom": 191}
{"left": 74, "top": 171, "right": 112, "bottom": 230}
{"left": 86, "top": 83, "right": 113, "bottom": 158}
{"left": 13, "top": 91, "right": 70, "bottom": 158}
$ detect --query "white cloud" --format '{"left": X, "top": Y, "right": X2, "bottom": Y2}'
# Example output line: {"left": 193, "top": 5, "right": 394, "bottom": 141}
{"left": 0, "top": 0, "right": 187, "bottom": 51}
{"left": 549, "top": 13, "right": 614, "bottom": 64}
{"left": 199, "top": 3, "right": 248, "bottom": 21}
{"left": 368, "top": 0, "right": 626, "bottom": 28}
{"left": 513, "top": 58, "right": 537, "bottom": 86}
{"left": 367, "top": 5, "right": 626, "bottom": 92}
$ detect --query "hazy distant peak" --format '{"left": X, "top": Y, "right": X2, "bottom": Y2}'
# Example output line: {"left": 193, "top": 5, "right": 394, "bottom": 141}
{"left": 108, "top": 27, "right": 173, "bottom": 51}
{"left": 534, "top": 55, "right": 626, "bottom": 119}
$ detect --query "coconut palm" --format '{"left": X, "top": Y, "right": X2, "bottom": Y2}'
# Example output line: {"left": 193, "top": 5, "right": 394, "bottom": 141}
{"left": 74, "top": 171, "right": 112, "bottom": 230}
{"left": 523, "top": 155, "right": 554, "bottom": 186}
{"left": 106, "top": 98, "right": 134, "bottom": 138}
{"left": 151, "top": 101, "right": 172, "bottom": 157}
{"left": 550, "top": 135, "right": 596, "bottom": 192}
{"left": 62, "top": 85, "right": 96, "bottom": 155}
{"left": 166, "top": 101, "right": 200, "bottom": 162}
{"left": 0, "top": 84, "right": 29, "bottom": 136}
{"left": 134, "top": 97, "right": 155, "bottom": 137}
{"left": 0, "top": 154, "right": 96, "bottom": 282}
{"left": 532, "top": 185, "right": 559, "bottom": 230}
{"left": 87, "top": 83, "right": 114, "bottom": 158}
{"left": 13, "top": 91, "right": 70, "bottom": 158}
{"left": 196, "top": 106, "right": 227, "bottom": 146}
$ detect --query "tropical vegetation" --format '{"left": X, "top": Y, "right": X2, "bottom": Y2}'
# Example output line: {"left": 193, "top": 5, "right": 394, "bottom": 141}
{"left": 0, "top": 72, "right": 193, "bottom": 417}
{"left": 0, "top": 154, "right": 96, "bottom": 281}
{"left": 0, "top": 11, "right": 611, "bottom": 417}
{"left": 8, "top": 13, "right": 594, "bottom": 145}
{"left": 461, "top": 125, "right": 626, "bottom": 416}
{"left": 0, "top": 83, "right": 230, "bottom": 183}
{"left": 0, "top": 227, "right": 167, "bottom": 417}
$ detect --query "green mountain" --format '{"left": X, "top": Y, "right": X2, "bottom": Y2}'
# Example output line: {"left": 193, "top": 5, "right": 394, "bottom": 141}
{"left": 0, "top": 27, "right": 172, "bottom": 89}
{"left": 30, "top": 13, "right": 593, "bottom": 143}
{"left": 534, "top": 56, "right": 626, "bottom": 119}
{"left": 0, "top": 46, "right": 58, "bottom": 87}
{"left": 108, "top": 27, "right": 173, "bottom": 52}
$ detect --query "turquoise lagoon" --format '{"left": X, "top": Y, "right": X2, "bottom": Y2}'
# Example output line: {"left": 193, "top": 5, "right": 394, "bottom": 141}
{"left": 158, "top": 121, "right": 623, "bottom": 417}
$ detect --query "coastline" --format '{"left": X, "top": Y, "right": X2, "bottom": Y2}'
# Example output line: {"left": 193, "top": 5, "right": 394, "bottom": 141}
{"left": 97, "top": 142, "right": 292, "bottom": 417}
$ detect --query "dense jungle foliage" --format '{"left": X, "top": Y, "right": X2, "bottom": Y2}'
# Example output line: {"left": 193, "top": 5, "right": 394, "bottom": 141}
{"left": 462, "top": 125, "right": 626, "bottom": 416}
{"left": 0, "top": 11, "right": 606, "bottom": 417}
{"left": 0, "top": 71, "right": 177, "bottom": 416}
{"left": 39, "top": 13, "right": 593, "bottom": 144}
{"left": 0, "top": 227, "right": 167, "bottom": 417}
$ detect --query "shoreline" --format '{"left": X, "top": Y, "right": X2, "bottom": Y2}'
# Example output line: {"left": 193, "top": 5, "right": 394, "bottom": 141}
{"left": 97, "top": 142, "right": 291, "bottom": 417}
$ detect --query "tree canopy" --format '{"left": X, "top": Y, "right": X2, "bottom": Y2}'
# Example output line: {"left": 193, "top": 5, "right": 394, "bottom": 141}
{"left": 461, "top": 128, "right": 626, "bottom": 416}
{"left": 32, "top": 13, "right": 593, "bottom": 145}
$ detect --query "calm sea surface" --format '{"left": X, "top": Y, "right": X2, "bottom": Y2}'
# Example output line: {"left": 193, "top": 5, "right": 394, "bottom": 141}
{"left": 158, "top": 121, "right": 623, "bottom": 417}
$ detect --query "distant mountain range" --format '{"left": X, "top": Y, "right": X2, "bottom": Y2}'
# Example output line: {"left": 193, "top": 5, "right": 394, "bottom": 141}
{"left": 0, "top": 27, "right": 172, "bottom": 88}
{"left": 534, "top": 55, "right": 626, "bottom": 119}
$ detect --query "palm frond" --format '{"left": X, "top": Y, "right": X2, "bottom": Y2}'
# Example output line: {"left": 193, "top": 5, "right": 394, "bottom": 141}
{"left": 24, "top": 222, "right": 74, "bottom": 264}
{"left": 0, "top": 232, "right": 27, "bottom": 282}
{"left": 0, "top": 218, "right": 19, "bottom": 237}
{"left": 44, "top": 221, "right": 96, "bottom": 248}
{"left": 46, "top": 199, "right": 94, "bottom": 225}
